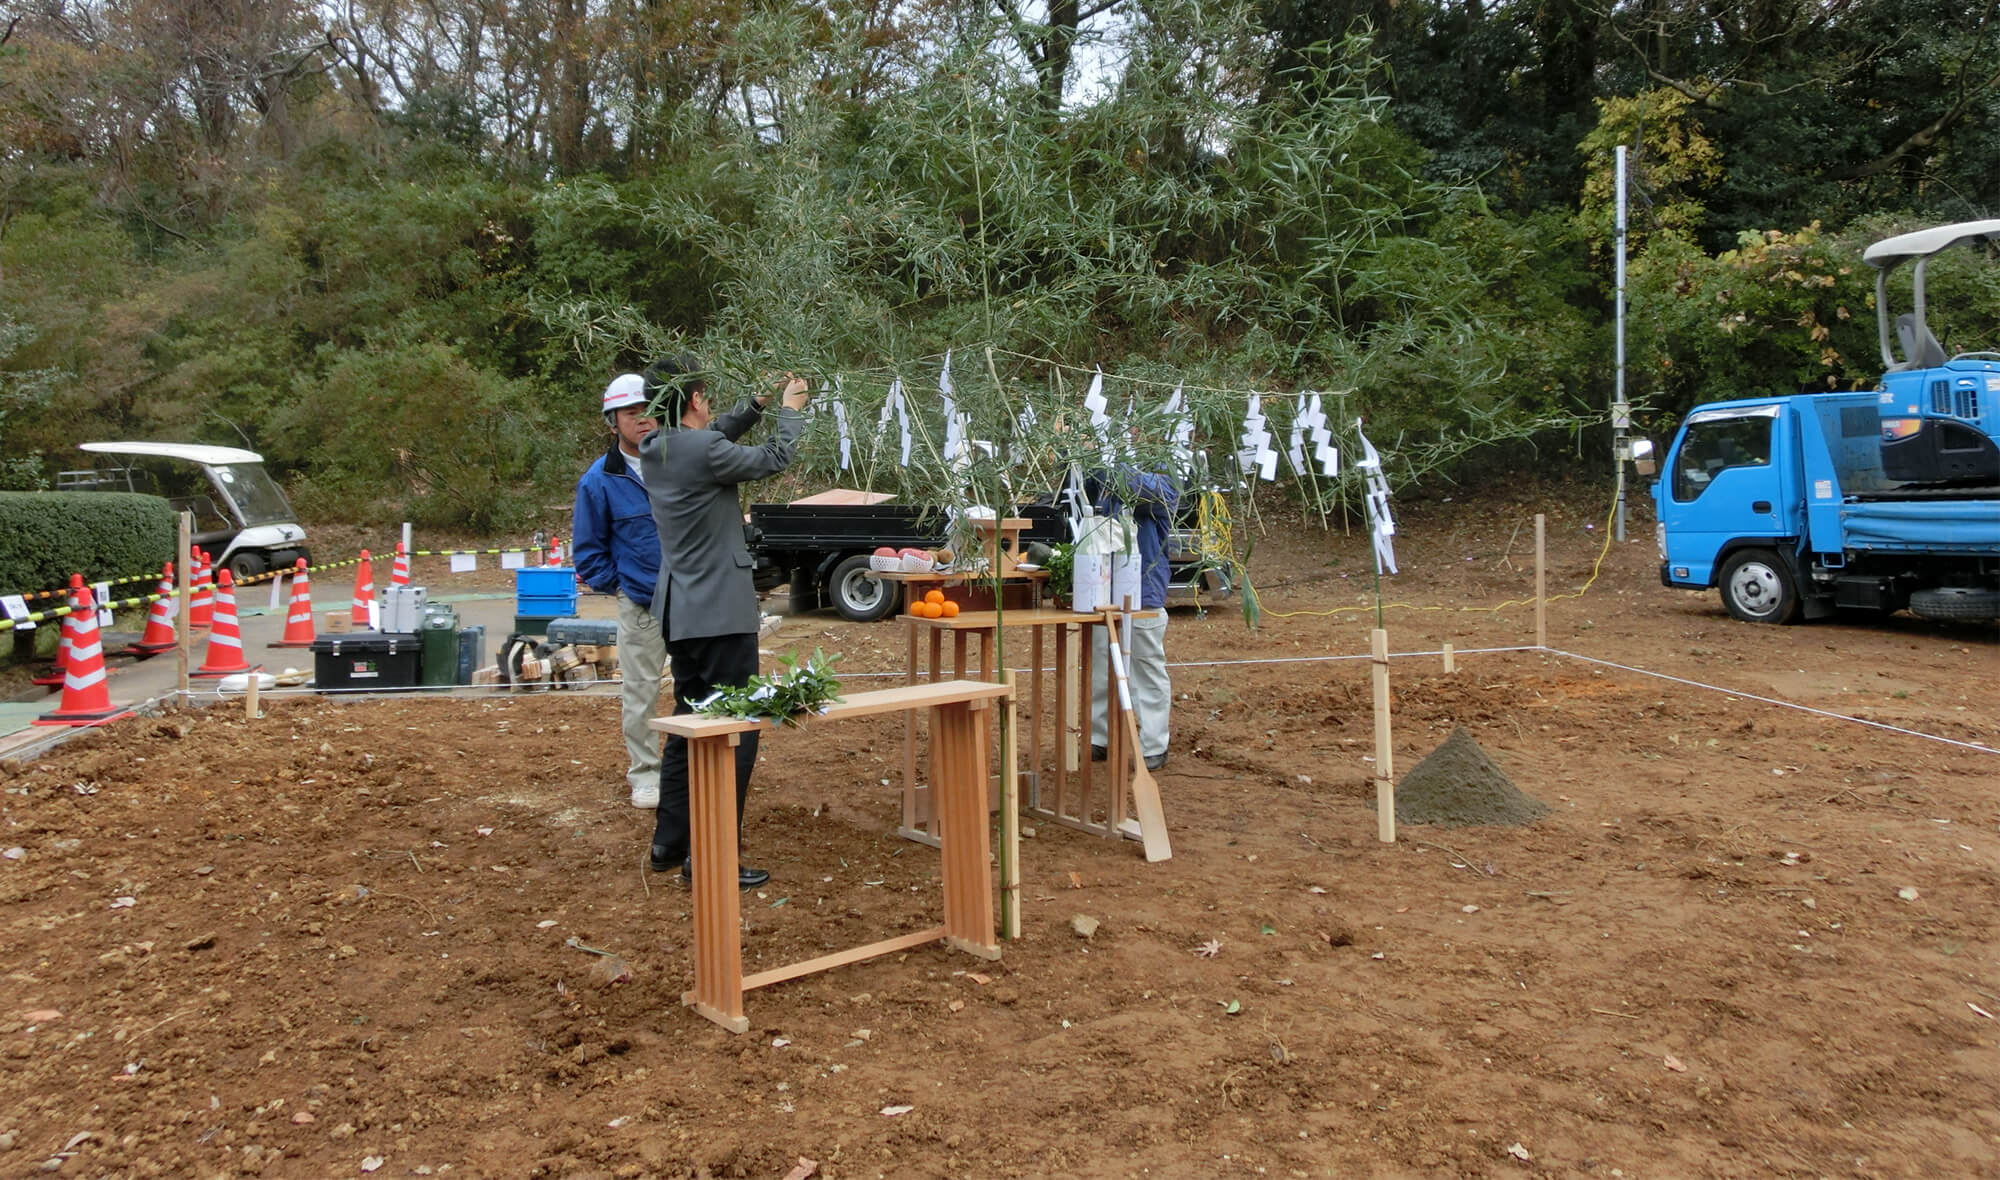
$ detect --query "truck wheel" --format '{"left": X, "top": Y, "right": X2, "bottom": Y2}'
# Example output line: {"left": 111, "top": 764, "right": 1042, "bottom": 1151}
{"left": 1719, "top": 549, "right": 1801, "bottom": 624}
{"left": 226, "top": 551, "right": 269, "bottom": 581}
{"left": 829, "top": 554, "right": 898, "bottom": 623}
{"left": 1908, "top": 586, "right": 2000, "bottom": 622}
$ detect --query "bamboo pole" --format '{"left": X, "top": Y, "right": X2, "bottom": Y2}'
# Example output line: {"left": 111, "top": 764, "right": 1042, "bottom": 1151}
{"left": 1533, "top": 513, "right": 1547, "bottom": 648}
{"left": 998, "top": 669, "right": 1021, "bottom": 939}
{"left": 1371, "top": 627, "right": 1394, "bottom": 844}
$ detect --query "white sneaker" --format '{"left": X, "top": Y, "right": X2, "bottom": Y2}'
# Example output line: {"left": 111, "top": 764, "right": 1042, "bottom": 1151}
{"left": 630, "top": 781, "right": 660, "bottom": 809}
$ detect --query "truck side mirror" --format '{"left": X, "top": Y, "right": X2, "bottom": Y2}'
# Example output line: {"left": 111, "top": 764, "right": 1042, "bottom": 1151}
{"left": 1629, "top": 438, "right": 1657, "bottom": 477}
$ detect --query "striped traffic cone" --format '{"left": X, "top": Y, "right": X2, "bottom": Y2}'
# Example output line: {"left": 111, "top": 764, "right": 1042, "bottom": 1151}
{"left": 350, "top": 550, "right": 375, "bottom": 627}
{"left": 31, "top": 575, "right": 82, "bottom": 687}
{"left": 547, "top": 535, "right": 564, "bottom": 565}
{"left": 192, "top": 569, "right": 258, "bottom": 678}
{"left": 127, "top": 563, "right": 179, "bottom": 656}
{"left": 390, "top": 542, "right": 410, "bottom": 587}
{"left": 271, "top": 559, "right": 316, "bottom": 647}
{"left": 188, "top": 549, "right": 214, "bottom": 629}
{"left": 35, "top": 583, "right": 133, "bottom": 726}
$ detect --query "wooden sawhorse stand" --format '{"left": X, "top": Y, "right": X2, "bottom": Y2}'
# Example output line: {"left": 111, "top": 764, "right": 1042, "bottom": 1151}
{"left": 650, "top": 679, "right": 1010, "bottom": 1034}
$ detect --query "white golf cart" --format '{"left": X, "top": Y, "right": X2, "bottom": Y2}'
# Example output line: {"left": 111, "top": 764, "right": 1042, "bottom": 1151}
{"left": 60, "top": 442, "right": 311, "bottom": 579}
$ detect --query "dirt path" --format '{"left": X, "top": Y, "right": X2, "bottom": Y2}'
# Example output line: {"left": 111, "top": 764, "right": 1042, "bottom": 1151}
{"left": 3, "top": 480, "right": 1996, "bottom": 1178}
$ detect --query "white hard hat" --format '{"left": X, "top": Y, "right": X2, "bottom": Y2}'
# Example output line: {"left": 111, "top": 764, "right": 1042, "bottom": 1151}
{"left": 602, "top": 373, "right": 648, "bottom": 413}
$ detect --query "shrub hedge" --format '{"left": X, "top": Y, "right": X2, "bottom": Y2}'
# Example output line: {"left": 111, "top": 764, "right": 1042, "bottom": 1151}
{"left": 0, "top": 492, "right": 176, "bottom": 595}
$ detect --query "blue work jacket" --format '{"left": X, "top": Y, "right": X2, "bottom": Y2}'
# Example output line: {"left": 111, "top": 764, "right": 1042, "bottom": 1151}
{"left": 571, "top": 443, "right": 659, "bottom": 608}
{"left": 1085, "top": 465, "right": 1180, "bottom": 609}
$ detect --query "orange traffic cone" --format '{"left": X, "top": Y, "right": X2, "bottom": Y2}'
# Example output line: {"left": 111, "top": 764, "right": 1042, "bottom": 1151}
{"left": 31, "top": 575, "right": 82, "bottom": 687}
{"left": 272, "top": 559, "right": 316, "bottom": 647}
{"left": 188, "top": 549, "right": 214, "bottom": 629}
{"left": 193, "top": 568, "right": 258, "bottom": 677}
{"left": 547, "top": 535, "right": 564, "bottom": 565}
{"left": 350, "top": 550, "right": 375, "bottom": 627}
{"left": 391, "top": 542, "right": 410, "bottom": 587}
{"left": 35, "top": 583, "right": 134, "bottom": 726}
{"left": 127, "top": 563, "right": 179, "bottom": 656}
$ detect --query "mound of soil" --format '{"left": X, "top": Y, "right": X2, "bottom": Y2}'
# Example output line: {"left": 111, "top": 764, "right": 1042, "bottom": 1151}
{"left": 1394, "top": 725, "right": 1548, "bottom": 826}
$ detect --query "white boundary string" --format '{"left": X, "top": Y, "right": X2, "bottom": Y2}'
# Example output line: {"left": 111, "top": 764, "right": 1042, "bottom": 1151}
{"left": 1545, "top": 649, "right": 1998, "bottom": 756}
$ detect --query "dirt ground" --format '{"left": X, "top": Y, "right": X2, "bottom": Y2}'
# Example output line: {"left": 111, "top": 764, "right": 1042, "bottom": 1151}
{"left": 3, "top": 478, "right": 1997, "bottom": 1179}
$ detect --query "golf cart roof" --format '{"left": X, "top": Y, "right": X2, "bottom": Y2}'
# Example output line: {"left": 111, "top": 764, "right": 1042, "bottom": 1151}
{"left": 79, "top": 441, "right": 266, "bottom": 465}
{"left": 1862, "top": 219, "right": 2000, "bottom": 269}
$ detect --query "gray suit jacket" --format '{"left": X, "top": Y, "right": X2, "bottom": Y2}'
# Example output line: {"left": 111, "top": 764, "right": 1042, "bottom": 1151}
{"left": 639, "top": 400, "right": 806, "bottom": 641}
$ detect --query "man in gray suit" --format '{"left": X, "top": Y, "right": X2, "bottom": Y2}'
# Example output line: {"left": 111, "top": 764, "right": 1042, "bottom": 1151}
{"left": 637, "top": 354, "right": 811, "bottom": 888}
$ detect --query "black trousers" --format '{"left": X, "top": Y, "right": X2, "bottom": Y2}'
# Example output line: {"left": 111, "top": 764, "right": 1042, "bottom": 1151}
{"left": 650, "top": 631, "right": 760, "bottom": 861}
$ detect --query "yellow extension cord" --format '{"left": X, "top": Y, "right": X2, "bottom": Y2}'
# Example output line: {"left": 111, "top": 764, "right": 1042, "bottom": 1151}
{"left": 1194, "top": 486, "right": 1620, "bottom": 619}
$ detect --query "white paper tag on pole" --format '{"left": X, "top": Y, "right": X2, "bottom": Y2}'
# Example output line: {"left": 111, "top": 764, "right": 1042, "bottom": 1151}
{"left": 450, "top": 553, "right": 476, "bottom": 573}
{"left": 1287, "top": 409, "right": 1307, "bottom": 474}
{"left": 268, "top": 572, "right": 284, "bottom": 609}
{"left": 1257, "top": 450, "right": 1279, "bottom": 481}
{"left": 500, "top": 550, "right": 525, "bottom": 570}
{"left": 93, "top": 581, "right": 114, "bottom": 626}
{"left": 366, "top": 597, "right": 382, "bottom": 631}
{"left": 1, "top": 593, "right": 32, "bottom": 631}
{"left": 1316, "top": 441, "right": 1339, "bottom": 476}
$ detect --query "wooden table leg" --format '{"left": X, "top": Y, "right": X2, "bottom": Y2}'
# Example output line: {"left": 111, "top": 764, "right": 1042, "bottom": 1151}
{"left": 902, "top": 622, "right": 919, "bottom": 834}
{"left": 934, "top": 701, "right": 999, "bottom": 959}
{"left": 1053, "top": 622, "right": 1069, "bottom": 819}
{"left": 682, "top": 733, "right": 748, "bottom": 1034}
{"left": 1078, "top": 620, "right": 1095, "bottom": 825}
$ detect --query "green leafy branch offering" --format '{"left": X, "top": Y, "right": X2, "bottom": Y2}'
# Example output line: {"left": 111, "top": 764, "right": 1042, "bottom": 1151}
{"left": 693, "top": 649, "right": 845, "bottom": 727}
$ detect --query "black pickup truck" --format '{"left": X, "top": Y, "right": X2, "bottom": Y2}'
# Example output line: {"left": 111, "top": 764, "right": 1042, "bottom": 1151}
{"left": 749, "top": 499, "right": 1228, "bottom": 621}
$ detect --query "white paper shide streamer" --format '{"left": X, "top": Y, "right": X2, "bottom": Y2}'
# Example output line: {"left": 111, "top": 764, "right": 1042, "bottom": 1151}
{"left": 1306, "top": 393, "right": 1337, "bottom": 477}
{"left": 1240, "top": 395, "right": 1277, "bottom": 481}
{"left": 831, "top": 378, "right": 853, "bottom": 470}
{"left": 1164, "top": 385, "right": 1194, "bottom": 475}
{"left": 939, "top": 350, "right": 973, "bottom": 472}
{"left": 1082, "top": 367, "right": 1111, "bottom": 456}
{"left": 1354, "top": 419, "right": 1397, "bottom": 575}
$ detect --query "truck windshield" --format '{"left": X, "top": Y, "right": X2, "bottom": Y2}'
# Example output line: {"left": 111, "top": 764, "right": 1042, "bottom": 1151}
{"left": 1673, "top": 414, "right": 1774, "bottom": 501}
{"left": 210, "top": 464, "right": 297, "bottom": 526}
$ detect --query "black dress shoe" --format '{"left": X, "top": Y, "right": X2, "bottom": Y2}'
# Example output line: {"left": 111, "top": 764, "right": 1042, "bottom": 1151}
{"left": 648, "top": 844, "right": 681, "bottom": 873}
{"left": 1090, "top": 744, "right": 1107, "bottom": 762}
{"left": 679, "top": 856, "right": 771, "bottom": 890}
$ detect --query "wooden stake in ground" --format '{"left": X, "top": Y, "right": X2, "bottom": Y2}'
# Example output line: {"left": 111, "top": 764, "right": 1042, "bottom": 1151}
{"left": 1442, "top": 641, "right": 1455, "bottom": 674}
{"left": 1371, "top": 627, "right": 1394, "bottom": 844}
{"left": 998, "top": 668, "right": 1022, "bottom": 939}
{"left": 1534, "top": 513, "right": 1547, "bottom": 648}
{"left": 176, "top": 512, "right": 192, "bottom": 700}
{"left": 244, "top": 675, "right": 260, "bottom": 721}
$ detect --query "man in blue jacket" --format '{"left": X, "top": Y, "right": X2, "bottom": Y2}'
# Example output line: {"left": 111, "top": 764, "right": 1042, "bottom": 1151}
{"left": 1087, "top": 462, "right": 1180, "bottom": 770}
{"left": 572, "top": 373, "right": 666, "bottom": 809}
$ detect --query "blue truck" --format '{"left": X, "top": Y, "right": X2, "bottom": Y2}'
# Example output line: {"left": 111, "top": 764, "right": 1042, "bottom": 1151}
{"left": 1648, "top": 220, "right": 2000, "bottom": 624}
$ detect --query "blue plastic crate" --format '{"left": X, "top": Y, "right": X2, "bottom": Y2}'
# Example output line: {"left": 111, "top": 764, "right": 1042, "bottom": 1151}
{"left": 515, "top": 567, "right": 576, "bottom": 595}
{"left": 516, "top": 593, "right": 577, "bottom": 618}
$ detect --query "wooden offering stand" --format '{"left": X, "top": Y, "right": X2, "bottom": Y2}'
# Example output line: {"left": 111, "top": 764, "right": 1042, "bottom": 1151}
{"left": 651, "top": 679, "right": 1008, "bottom": 1034}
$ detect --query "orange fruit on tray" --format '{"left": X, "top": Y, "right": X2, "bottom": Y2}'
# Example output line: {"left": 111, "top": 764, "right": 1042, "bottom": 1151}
{"left": 924, "top": 589, "right": 945, "bottom": 605}
{"left": 926, "top": 602, "right": 945, "bottom": 618}
{"left": 940, "top": 601, "right": 960, "bottom": 618}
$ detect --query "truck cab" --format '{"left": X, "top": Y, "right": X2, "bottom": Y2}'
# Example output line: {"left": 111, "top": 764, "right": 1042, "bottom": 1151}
{"left": 59, "top": 443, "right": 311, "bottom": 578}
{"left": 1651, "top": 220, "right": 2000, "bottom": 625}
